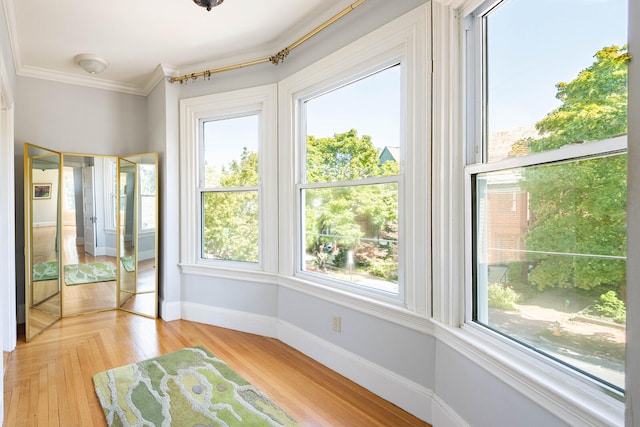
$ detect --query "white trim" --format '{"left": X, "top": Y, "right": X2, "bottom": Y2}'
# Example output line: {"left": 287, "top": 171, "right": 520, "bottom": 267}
{"left": 179, "top": 263, "right": 278, "bottom": 285}
{"left": 466, "top": 135, "right": 627, "bottom": 174}
{"left": 179, "top": 84, "right": 278, "bottom": 275}
{"left": 278, "top": 319, "right": 433, "bottom": 423}
{"left": 179, "top": 301, "right": 433, "bottom": 424}
{"left": 181, "top": 301, "right": 278, "bottom": 338}
{"left": 278, "top": 275, "right": 433, "bottom": 333}
{"left": 431, "top": 393, "right": 471, "bottom": 427}
{"left": 1, "top": 100, "right": 15, "bottom": 352}
{"left": 159, "top": 298, "right": 181, "bottom": 321}
{"left": 278, "top": 4, "right": 431, "bottom": 315}
{"left": 431, "top": 1, "right": 465, "bottom": 326}
{"left": 434, "top": 322, "right": 624, "bottom": 426}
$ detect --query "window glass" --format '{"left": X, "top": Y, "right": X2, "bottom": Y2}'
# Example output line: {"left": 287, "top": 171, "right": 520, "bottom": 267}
{"left": 484, "top": 0, "right": 628, "bottom": 162}
{"left": 474, "top": 153, "right": 626, "bottom": 389}
{"left": 303, "top": 183, "right": 398, "bottom": 293}
{"left": 203, "top": 115, "right": 259, "bottom": 188}
{"left": 201, "top": 114, "right": 260, "bottom": 263}
{"left": 302, "top": 65, "right": 401, "bottom": 295}
{"left": 139, "top": 164, "right": 156, "bottom": 230}
{"left": 473, "top": 0, "right": 628, "bottom": 392}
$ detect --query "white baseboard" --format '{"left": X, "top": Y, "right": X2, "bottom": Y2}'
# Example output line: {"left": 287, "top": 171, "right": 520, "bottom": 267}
{"left": 431, "top": 394, "right": 470, "bottom": 427}
{"left": 277, "top": 320, "right": 433, "bottom": 423}
{"left": 181, "top": 302, "right": 278, "bottom": 338}
{"left": 160, "top": 299, "right": 181, "bottom": 321}
{"left": 180, "top": 302, "right": 434, "bottom": 424}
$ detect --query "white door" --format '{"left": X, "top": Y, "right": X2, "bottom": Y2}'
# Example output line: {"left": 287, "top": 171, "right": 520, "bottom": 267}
{"left": 82, "top": 166, "right": 97, "bottom": 256}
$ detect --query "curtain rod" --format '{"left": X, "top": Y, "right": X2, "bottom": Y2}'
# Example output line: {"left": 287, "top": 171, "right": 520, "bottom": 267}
{"left": 170, "top": 0, "right": 368, "bottom": 84}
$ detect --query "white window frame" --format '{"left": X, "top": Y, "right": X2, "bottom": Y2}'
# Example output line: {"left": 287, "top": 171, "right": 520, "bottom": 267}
{"left": 431, "top": 0, "right": 628, "bottom": 424}
{"left": 278, "top": 5, "right": 430, "bottom": 319}
{"left": 179, "top": 84, "right": 278, "bottom": 281}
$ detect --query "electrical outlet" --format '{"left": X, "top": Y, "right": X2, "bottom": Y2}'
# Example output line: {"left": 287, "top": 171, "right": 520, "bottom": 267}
{"left": 332, "top": 315, "right": 341, "bottom": 332}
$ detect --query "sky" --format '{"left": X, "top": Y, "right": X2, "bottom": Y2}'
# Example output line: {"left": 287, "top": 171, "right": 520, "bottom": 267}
{"left": 203, "top": 114, "right": 258, "bottom": 174}
{"left": 487, "top": 0, "right": 628, "bottom": 133}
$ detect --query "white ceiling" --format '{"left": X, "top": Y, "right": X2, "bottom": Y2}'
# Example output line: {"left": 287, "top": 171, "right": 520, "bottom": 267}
{"left": 4, "top": 0, "right": 358, "bottom": 95}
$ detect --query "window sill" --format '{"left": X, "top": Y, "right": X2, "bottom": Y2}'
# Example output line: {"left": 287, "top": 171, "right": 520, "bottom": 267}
{"left": 432, "top": 320, "right": 624, "bottom": 426}
{"left": 278, "top": 274, "right": 433, "bottom": 334}
{"left": 179, "top": 263, "right": 278, "bottom": 285}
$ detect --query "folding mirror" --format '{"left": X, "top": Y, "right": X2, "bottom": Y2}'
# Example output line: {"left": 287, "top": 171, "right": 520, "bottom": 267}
{"left": 24, "top": 144, "right": 158, "bottom": 342}
{"left": 118, "top": 153, "right": 158, "bottom": 318}
{"left": 60, "top": 154, "right": 119, "bottom": 316}
{"left": 25, "top": 143, "right": 62, "bottom": 341}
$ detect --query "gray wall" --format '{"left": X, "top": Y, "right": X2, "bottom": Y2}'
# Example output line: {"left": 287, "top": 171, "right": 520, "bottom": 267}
{"left": 6, "top": 0, "right": 638, "bottom": 425}
{"left": 14, "top": 76, "right": 148, "bottom": 314}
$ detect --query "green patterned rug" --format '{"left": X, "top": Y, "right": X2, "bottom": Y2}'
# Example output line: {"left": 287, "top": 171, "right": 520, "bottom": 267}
{"left": 120, "top": 255, "right": 135, "bottom": 272}
{"left": 93, "top": 346, "right": 300, "bottom": 427}
{"left": 33, "top": 261, "right": 59, "bottom": 281}
{"left": 64, "top": 262, "right": 116, "bottom": 285}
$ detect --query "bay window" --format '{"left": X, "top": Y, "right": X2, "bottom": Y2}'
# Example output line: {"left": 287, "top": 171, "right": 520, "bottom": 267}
{"left": 466, "top": 0, "right": 628, "bottom": 393}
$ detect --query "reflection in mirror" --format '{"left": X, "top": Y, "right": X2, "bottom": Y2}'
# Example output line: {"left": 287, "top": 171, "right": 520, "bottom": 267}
{"left": 25, "top": 144, "right": 61, "bottom": 341}
{"left": 118, "top": 154, "right": 158, "bottom": 318}
{"left": 61, "top": 155, "right": 119, "bottom": 316}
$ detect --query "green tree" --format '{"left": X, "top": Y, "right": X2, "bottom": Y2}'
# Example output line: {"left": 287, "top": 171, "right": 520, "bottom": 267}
{"left": 202, "top": 148, "right": 259, "bottom": 262}
{"left": 521, "top": 46, "right": 628, "bottom": 291}
{"left": 304, "top": 130, "right": 399, "bottom": 280}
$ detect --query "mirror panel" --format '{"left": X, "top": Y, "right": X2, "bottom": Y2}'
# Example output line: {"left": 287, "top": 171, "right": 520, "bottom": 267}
{"left": 61, "top": 154, "right": 118, "bottom": 316}
{"left": 118, "top": 153, "right": 158, "bottom": 318}
{"left": 25, "top": 143, "right": 61, "bottom": 341}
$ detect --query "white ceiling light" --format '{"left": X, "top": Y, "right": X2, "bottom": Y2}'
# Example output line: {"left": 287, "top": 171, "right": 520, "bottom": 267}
{"left": 74, "top": 53, "right": 108, "bottom": 74}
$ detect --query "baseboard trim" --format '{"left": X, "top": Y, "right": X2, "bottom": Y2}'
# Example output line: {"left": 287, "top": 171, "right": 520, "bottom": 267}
{"left": 180, "top": 302, "right": 434, "bottom": 424}
{"left": 181, "top": 302, "right": 278, "bottom": 338}
{"left": 431, "top": 394, "right": 470, "bottom": 427}
{"left": 160, "top": 299, "right": 181, "bottom": 321}
{"left": 277, "top": 320, "right": 433, "bottom": 423}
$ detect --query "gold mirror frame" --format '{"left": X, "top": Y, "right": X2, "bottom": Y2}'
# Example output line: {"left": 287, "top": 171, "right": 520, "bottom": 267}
{"left": 60, "top": 153, "right": 119, "bottom": 317}
{"left": 24, "top": 144, "right": 158, "bottom": 341}
{"left": 25, "top": 143, "right": 62, "bottom": 341}
{"left": 117, "top": 153, "right": 158, "bottom": 318}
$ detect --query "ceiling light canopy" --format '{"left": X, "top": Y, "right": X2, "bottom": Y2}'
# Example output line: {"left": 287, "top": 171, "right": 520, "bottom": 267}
{"left": 74, "top": 53, "right": 108, "bottom": 75}
{"left": 193, "top": 0, "right": 224, "bottom": 11}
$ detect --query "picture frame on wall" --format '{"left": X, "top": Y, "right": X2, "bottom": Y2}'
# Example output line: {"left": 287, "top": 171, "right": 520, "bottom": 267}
{"left": 33, "top": 183, "right": 52, "bottom": 200}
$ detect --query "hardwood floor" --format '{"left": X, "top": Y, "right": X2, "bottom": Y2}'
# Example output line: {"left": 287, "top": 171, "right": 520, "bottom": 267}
{"left": 4, "top": 311, "right": 430, "bottom": 427}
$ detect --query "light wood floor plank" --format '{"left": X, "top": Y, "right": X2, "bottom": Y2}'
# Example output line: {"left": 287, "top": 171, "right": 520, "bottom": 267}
{"left": 4, "top": 311, "right": 430, "bottom": 426}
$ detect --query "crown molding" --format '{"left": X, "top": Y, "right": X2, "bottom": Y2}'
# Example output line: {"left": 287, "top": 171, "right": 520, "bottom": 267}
{"left": 3, "top": 0, "right": 22, "bottom": 75}
{"left": 16, "top": 65, "right": 148, "bottom": 96}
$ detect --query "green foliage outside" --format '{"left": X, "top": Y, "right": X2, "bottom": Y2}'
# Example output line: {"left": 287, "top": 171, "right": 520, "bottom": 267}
{"left": 202, "top": 148, "right": 259, "bottom": 262}
{"left": 590, "top": 290, "right": 626, "bottom": 324}
{"left": 518, "top": 46, "right": 628, "bottom": 294}
{"left": 488, "top": 283, "right": 520, "bottom": 310}
{"left": 201, "top": 130, "right": 400, "bottom": 282}
{"left": 305, "top": 129, "right": 399, "bottom": 283}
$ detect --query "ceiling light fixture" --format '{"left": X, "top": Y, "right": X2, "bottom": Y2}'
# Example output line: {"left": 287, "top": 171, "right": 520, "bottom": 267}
{"left": 74, "top": 53, "right": 108, "bottom": 75}
{"left": 193, "top": 0, "right": 224, "bottom": 11}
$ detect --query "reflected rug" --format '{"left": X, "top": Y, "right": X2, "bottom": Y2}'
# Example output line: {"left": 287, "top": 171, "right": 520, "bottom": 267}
{"left": 64, "top": 262, "right": 116, "bottom": 285}
{"left": 120, "top": 255, "right": 135, "bottom": 273}
{"left": 93, "top": 346, "right": 300, "bottom": 427}
{"left": 33, "top": 261, "right": 59, "bottom": 281}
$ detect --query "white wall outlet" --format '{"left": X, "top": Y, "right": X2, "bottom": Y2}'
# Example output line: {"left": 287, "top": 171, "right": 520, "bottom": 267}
{"left": 332, "top": 315, "right": 341, "bottom": 332}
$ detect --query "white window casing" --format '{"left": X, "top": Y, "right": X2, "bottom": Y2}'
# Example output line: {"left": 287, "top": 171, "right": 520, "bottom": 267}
{"left": 179, "top": 84, "right": 278, "bottom": 281}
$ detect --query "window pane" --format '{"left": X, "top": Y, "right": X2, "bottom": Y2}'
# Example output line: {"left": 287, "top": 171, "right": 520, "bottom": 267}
{"left": 303, "top": 183, "right": 398, "bottom": 294}
{"left": 139, "top": 164, "right": 156, "bottom": 230}
{"left": 485, "top": 0, "right": 627, "bottom": 162}
{"left": 305, "top": 65, "right": 401, "bottom": 183}
{"left": 474, "top": 153, "right": 626, "bottom": 390}
{"left": 202, "top": 191, "right": 258, "bottom": 263}
{"left": 203, "top": 115, "right": 259, "bottom": 187}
